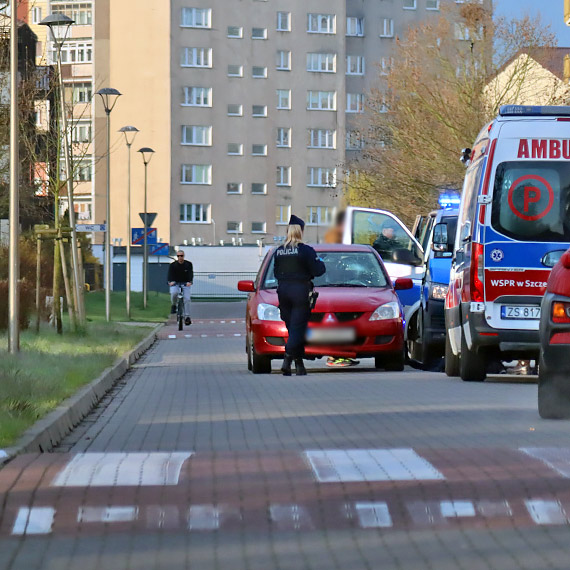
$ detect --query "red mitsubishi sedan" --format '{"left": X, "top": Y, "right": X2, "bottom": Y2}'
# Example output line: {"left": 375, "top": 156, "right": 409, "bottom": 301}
{"left": 237, "top": 244, "right": 412, "bottom": 374}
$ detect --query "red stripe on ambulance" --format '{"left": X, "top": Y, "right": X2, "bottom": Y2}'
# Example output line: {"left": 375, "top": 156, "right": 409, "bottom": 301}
{"left": 485, "top": 269, "right": 550, "bottom": 301}
{"left": 517, "top": 139, "right": 570, "bottom": 159}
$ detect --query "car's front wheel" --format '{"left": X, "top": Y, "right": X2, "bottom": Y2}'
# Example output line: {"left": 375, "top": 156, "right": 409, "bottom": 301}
{"left": 538, "top": 353, "right": 570, "bottom": 419}
{"left": 248, "top": 339, "right": 272, "bottom": 374}
{"left": 377, "top": 347, "right": 405, "bottom": 372}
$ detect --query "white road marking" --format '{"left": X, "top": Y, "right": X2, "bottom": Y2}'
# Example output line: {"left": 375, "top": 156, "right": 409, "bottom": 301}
{"left": 231, "top": 320, "right": 236, "bottom": 323}
{"left": 185, "top": 334, "right": 192, "bottom": 338}
{"left": 234, "top": 333, "right": 241, "bottom": 337}
{"left": 269, "top": 504, "right": 313, "bottom": 531}
{"left": 201, "top": 334, "right": 208, "bottom": 338}
{"left": 78, "top": 506, "right": 138, "bottom": 523}
{"left": 354, "top": 502, "right": 393, "bottom": 528}
{"left": 220, "top": 320, "right": 226, "bottom": 323}
{"left": 440, "top": 501, "right": 476, "bottom": 518}
{"left": 12, "top": 507, "right": 55, "bottom": 535}
{"left": 304, "top": 449, "right": 445, "bottom": 483}
{"left": 520, "top": 448, "right": 570, "bottom": 478}
{"left": 168, "top": 335, "right": 177, "bottom": 339}
{"left": 51, "top": 452, "right": 193, "bottom": 487}
{"left": 525, "top": 500, "right": 568, "bottom": 525}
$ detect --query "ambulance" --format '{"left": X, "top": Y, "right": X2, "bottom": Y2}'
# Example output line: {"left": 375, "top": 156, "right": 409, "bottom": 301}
{"left": 445, "top": 106, "right": 570, "bottom": 382}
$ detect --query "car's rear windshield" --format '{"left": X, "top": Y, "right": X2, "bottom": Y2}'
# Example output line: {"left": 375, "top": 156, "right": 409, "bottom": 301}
{"left": 262, "top": 251, "right": 389, "bottom": 289}
{"left": 492, "top": 161, "right": 570, "bottom": 242}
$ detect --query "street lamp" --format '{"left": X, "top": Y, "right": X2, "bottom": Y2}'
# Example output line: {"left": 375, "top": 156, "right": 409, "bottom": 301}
{"left": 96, "top": 87, "right": 122, "bottom": 322}
{"left": 138, "top": 147, "right": 155, "bottom": 309}
{"left": 40, "top": 13, "right": 85, "bottom": 327}
{"left": 119, "top": 126, "right": 139, "bottom": 319}
{"left": 8, "top": 0, "right": 19, "bottom": 352}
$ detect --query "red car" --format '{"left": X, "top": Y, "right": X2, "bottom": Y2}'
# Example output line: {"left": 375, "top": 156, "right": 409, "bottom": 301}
{"left": 538, "top": 248, "right": 570, "bottom": 418}
{"left": 237, "top": 244, "right": 413, "bottom": 374}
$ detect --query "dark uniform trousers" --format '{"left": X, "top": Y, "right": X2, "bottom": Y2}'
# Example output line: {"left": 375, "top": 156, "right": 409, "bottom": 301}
{"left": 278, "top": 281, "right": 311, "bottom": 358}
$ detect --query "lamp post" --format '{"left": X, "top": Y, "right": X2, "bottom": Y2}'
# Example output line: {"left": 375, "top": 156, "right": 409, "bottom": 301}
{"left": 8, "top": 0, "right": 19, "bottom": 352}
{"left": 138, "top": 147, "right": 155, "bottom": 309}
{"left": 96, "top": 87, "right": 122, "bottom": 322}
{"left": 40, "top": 13, "right": 86, "bottom": 327}
{"left": 119, "top": 126, "right": 139, "bottom": 319}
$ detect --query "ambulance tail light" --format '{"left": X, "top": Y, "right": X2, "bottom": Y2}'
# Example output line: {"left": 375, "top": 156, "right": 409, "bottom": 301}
{"left": 552, "top": 302, "right": 570, "bottom": 324}
{"left": 470, "top": 242, "right": 485, "bottom": 302}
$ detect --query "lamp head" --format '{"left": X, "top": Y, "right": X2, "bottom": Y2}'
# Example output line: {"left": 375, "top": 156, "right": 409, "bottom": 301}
{"left": 119, "top": 125, "right": 139, "bottom": 146}
{"left": 138, "top": 147, "right": 155, "bottom": 165}
{"left": 39, "top": 14, "right": 74, "bottom": 46}
{"left": 96, "top": 87, "right": 122, "bottom": 114}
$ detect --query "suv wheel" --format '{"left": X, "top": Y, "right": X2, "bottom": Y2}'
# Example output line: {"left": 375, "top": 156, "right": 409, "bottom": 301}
{"left": 459, "top": 328, "right": 486, "bottom": 382}
{"left": 444, "top": 332, "right": 460, "bottom": 377}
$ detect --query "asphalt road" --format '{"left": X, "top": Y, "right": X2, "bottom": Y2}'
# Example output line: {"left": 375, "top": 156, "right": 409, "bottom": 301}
{"left": 2, "top": 302, "right": 570, "bottom": 570}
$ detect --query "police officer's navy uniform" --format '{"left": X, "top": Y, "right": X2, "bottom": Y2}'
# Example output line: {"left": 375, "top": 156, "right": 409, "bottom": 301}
{"left": 274, "top": 215, "right": 326, "bottom": 375}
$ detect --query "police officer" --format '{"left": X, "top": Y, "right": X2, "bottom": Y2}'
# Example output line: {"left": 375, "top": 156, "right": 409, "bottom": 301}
{"left": 274, "top": 215, "right": 326, "bottom": 376}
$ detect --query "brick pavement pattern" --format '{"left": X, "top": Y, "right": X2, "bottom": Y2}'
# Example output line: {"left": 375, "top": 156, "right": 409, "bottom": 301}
{"left": 2, "top": 302, "right": 570, "bottom": 569}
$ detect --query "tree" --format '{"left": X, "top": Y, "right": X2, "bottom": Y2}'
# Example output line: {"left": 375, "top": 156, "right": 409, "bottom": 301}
{"left": 347, "top": 2, "right": 558, "bottom": 226}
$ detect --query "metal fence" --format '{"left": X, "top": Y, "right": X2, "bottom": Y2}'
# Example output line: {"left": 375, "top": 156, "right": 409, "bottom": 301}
{"left": 191, "top": 272, "right": 257, "bottom": 299}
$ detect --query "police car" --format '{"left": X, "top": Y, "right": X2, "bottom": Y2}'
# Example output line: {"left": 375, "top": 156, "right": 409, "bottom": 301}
{"left": 445, "top": 105, "right": 570, "bottom": 382}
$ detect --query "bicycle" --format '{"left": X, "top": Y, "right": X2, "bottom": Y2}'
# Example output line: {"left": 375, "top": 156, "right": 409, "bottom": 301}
{"left": 174, "top": 283, "right": 186, "bottom": 331}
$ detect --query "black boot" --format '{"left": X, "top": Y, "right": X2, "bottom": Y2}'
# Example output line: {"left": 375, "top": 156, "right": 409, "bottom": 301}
{"left": 295, "top": 358, "right": 307, "bottom": 376}
{"left": 281, "top": 354, "right": 293, "bottom": 376}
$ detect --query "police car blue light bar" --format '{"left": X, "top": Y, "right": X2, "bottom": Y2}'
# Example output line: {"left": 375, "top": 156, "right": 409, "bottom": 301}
{"left": 438, "top": 192, "right": 461, "bottom": 209}
{"left": 499, "top": 105, "right": 570, "bottom": 117}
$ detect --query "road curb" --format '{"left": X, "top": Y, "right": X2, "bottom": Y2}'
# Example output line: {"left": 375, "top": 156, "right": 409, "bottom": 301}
{"left": 0, "top": 324, "right": 163, "bottom": 467}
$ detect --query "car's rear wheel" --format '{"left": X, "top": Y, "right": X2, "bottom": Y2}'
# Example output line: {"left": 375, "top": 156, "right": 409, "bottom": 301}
{"left": 444, "top": 332, "right": 460, "bottom": 377}
{"left": 538, "top": 354, "right": 570, "bottom": 419}
{"left": 459, "top": 329, "right": 486, "bottom": 382}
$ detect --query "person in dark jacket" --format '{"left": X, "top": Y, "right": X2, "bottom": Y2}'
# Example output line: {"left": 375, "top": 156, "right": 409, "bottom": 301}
{"left": 168, "top": 250, "right": 193, "bottom": 325}
{"left": 274, "top": 215, "right": 326, "bottom": 376}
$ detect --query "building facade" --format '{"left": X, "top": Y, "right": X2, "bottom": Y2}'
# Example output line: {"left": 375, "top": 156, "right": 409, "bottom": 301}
{"left": 95, "top": 0, "right": 475, "bottom": 247}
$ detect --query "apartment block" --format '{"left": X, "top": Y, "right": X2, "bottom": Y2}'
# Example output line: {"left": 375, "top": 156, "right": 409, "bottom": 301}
{"left": 94, "top": 0, "right": 483, "bottom": 247}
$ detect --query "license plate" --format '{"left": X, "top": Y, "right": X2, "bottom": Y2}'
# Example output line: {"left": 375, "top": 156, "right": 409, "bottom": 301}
{"left": 306, "top": 328, "right": 356, "bottom": 344}
{"left": 500, "top": 305, "right": 541, "bottom": 320}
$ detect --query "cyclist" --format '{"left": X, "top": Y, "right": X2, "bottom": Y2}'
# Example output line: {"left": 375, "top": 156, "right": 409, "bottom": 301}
{"left": 168, "top": 250, "right": 193, "bottom": 325}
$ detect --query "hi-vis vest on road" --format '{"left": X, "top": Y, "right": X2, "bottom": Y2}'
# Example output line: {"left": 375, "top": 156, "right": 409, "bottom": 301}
{"left": 445, "top": 106, "right": 570, "bottom": 382}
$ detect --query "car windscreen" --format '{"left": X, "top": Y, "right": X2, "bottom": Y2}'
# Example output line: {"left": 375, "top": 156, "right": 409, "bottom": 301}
{"left": 261, "top": 251, "right": 389, "bottom": 289}
{"left": 351, "top": 210, "right": 423, "bottom": 266}
{"left": 492, "top": 161, "right": 570, "bottom": 242}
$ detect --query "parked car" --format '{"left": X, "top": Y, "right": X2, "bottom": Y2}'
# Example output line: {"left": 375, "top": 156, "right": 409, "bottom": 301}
{"left": 538, "top": 248, "right": 570, "bottom": 418}
{"left": 238, "top": 244, "right": 412, "bottom": 374}
{"left": 445, "top": 105, "right": 570, "bottom": 382}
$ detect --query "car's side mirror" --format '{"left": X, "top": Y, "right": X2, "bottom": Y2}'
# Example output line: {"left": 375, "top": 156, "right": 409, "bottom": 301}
{"left": 237, "top": 280, "right": 255, "bottom": 293}
{"left": 394, "top": 278, "right": 414, "bottom": 291}
{"left": 432, "top": 222, "right": 450, "bottom": 253}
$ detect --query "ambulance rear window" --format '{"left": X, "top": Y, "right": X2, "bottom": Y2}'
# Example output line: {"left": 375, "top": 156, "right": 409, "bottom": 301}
{"left": 491, "top": 161, "right": 570, "bottom": 242}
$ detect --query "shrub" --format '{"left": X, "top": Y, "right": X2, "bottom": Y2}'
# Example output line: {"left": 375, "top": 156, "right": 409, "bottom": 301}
{"left": 0, "top": 280, "right": 35, "bottom": 331}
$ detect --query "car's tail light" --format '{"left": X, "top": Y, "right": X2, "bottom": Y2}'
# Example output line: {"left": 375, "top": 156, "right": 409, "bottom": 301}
{"left": 552, "top": 302, "right": 570, "bottom": 324}
{"left": 470, "top": 242, "right": 485, "bottom": 302}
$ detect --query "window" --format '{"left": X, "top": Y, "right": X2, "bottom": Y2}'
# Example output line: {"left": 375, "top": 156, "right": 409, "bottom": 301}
{"left": 346, "top": 130, "right": 365, "bottom": 150}
{"left": 277, "top": 90, "right": 291, "bottom": 110}
{"left": 307, "top": 91, "right": 336, "bottom": 111}
{"left": 72, "top": 82, "right": 92, "bottom": 103}
{"left": 56, "top": 40, "right": 93, "bottom": 64}
{"left": 74, "top": 161, "right": 92, "bottom": 182}
{"left": 227, "top": 183, "right": 242, "bottom": 194}
{"left": 426, "top": 0, "right": 440, "bottom": 9}
{"left": 180, "top": 203, "right": 209, "bottom": 223}
{"left": 252, "top": 183, "right": 267, "bottom": 194}
{"left": 306, "top": 53, "right": 336, "bottom": 73}
{"left": 346, "top": 17, "right": 364, "bottom": 37}
{"left": 380, "top": 18, "right": 394, "bottom": 38}
{"left": 252, "top": 144, "right": 267, "bottom": 156}
{"left": 276, "top": 127, "right": 291, "bottom": 148}
{"left": 252, "top": 105, "right": 267, "bottom": 117}
{"left": 276, "top": 166, "right": 291, "bottom": 186}
{"left": 228, "top": 104, "right": 243, "bottom": 116}
{"left": 227, "top": 221, "right": 243, "bottom": 234}
{"left": 307, "top": 13, "right": 335, "bottom": 34}
{"left": 227, "top": 64, "right": 243, "bottom": 77}
{"left": 181, "top": 47, "right": 212, "bottom": 68}
{"left": 182, "top": 86, "right": 212, "bottom": 107}
{"left": 31, "top": 6, "right": 42, "bottom": 24}
{"left": 380, "top": 57, "right": 393, "bottom": 76}
{"left": 228, "top": 143, "right": 244, "bottom": 155}
{"left": 276, "top": 50, "right": 291, "bottom": 71}
{"left": 307, "top": 206, "right": 335, "bottom": 226}
{"left": 51, "top": 2, "right": 92, "bottom": 25}
{"left": 346, "top": 55, "right": 365, "bottom": 76}
{"left": 252, "top": 66, "right": 267, "bottom": 78}
{"left": 308, "top": 129, "right": 335, "bottom": 149}
{"left": 346, "top": 93, "right": 364, "bottom": 113}
{"left": 182, "top": 125, "right": 212, "bottom": 146}
{"left": 403, "top": 0, "right": 416, "bottom": 9}
{"left": 307, "top": 167, "right": 336, "bottom": 187}
{"left": 227, "top": 26, "right": 243, "bottom": 38}
{"left": 181, "top": 7, "right": 211, "bottom": 28}
{"left": 252, "top": 27, "right": 267, "bottom": 39}
{"left": 181, "top": 164, "right": 211, "bottom": 185}
{"left": 276, "top": 205, "right": 291, "bottom": 225}
{"left": 252, "top": 222, "right": 267, "bottom": 233}
{"left": 277, "top": 11, "right": 291, "bottom": 32}
{"left": 73, "top": 123, "right": 92, "bottom": 143}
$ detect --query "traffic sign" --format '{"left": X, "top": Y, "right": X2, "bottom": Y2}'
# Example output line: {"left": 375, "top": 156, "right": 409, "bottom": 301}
{"left": 132, "top": 228, "right": 157, "bottom": 245}
{"left": 76, "top": 223, "right": 106, "bottom": 232}
{"left": 149, "top": 242, "right": 169, "bottom": 256}
{"left": 139, "top": 212, "right": 157, "bottom": 227}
